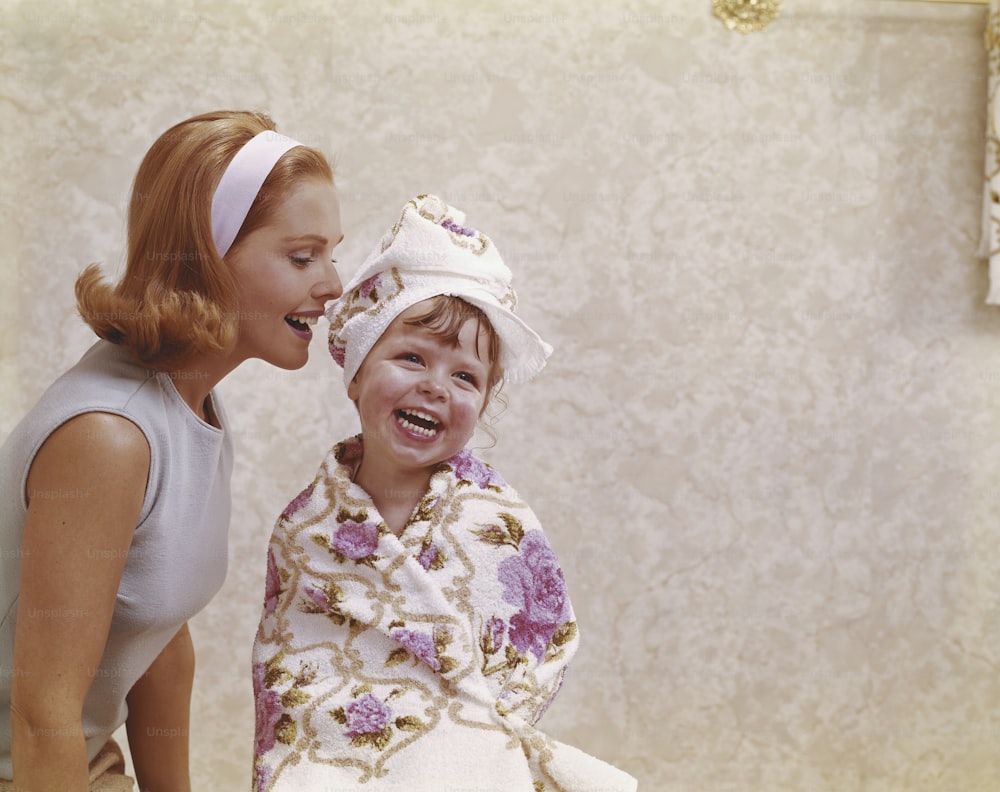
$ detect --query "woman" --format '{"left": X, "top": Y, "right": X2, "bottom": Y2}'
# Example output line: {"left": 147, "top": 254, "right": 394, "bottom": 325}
{"left": 0, "top": 110, "right": 343, "bottom": 791}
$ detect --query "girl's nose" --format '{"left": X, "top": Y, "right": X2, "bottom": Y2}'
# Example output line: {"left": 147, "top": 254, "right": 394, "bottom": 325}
{"left": 418, "top": 372, "right": 448, "bottom": 400}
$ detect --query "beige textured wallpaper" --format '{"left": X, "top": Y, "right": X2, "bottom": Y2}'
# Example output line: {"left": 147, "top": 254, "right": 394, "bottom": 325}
{"left": 2, "top": 0, "right": 999, "bottom": 790}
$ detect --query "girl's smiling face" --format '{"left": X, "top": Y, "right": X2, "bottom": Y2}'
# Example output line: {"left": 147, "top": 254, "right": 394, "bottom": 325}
{"left": 347, "top": 300, "right": 494, "bottom": 480}
{"left": 227, "top": 177, "right": 344, "bottom": 370}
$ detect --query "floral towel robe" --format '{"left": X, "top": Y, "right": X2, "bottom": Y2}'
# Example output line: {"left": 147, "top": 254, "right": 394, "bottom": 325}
{"left": 252, "top": 437, "right": 637, "bottom": 792}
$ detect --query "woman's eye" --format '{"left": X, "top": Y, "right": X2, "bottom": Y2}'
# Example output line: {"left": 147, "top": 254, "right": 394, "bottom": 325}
{"left": 290, "top": 255, "right": 315, "bottom": 266}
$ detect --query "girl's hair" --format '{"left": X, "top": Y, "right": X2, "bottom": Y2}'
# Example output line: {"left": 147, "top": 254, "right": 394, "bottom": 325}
{"left": 75, "top": 110, "right": 333, "bottom": 370}
{"left": 402, "top": 295, "right": 505, "bottom": 416}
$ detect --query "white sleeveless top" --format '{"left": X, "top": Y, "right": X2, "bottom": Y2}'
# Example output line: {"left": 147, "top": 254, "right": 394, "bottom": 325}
{"left": 0, "top": 340, "right": 233, "bottom": 777}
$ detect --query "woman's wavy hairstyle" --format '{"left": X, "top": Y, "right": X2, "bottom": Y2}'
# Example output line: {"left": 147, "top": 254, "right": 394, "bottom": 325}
{"left": 75, "top": 110, "right": 333, "bottom": 369}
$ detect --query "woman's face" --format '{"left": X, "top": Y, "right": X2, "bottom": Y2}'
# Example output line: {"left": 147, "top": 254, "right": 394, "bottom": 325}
{"left": 227, "top": 178, "right": 344, "bottom": 370}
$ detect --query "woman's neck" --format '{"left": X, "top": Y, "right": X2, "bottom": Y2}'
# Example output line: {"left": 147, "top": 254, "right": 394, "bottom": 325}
{"left": 165, "top": 351, "right": 242, "bottom": 426}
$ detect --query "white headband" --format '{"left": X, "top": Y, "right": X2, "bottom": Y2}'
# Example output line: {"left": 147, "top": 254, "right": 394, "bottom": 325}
{"left": 210, "top": 130, "right": 302, "bottom": 257}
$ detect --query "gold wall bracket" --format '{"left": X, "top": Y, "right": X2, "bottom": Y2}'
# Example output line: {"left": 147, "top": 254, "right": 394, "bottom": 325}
{"left": 713, "top": 0, "right": 782, "bottom": 34}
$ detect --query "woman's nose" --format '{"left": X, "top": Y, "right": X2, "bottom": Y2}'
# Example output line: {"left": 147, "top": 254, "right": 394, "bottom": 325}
{"left": 313, "top": 258, "right": 343, "bottom": 301}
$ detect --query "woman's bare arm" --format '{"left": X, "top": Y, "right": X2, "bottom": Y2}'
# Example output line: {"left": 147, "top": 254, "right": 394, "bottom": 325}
{"left": 11, "top": 412, "right": 149, "bottom": 792}
{"left": 125, "top": 621, "right": 194, "bottom": 792}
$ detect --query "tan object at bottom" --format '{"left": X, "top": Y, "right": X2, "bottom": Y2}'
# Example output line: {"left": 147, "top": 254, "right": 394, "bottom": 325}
{"left": 0, "top": 738, "right": 135, "bottom": 792}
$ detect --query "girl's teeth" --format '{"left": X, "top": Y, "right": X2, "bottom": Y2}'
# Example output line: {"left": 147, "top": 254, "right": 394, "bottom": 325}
{"left": 398, "top": 413, "right": 438, "bottom": 437}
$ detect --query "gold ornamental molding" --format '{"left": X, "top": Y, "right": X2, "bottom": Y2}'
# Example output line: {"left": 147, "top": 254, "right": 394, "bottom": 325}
{"left": 713, "top": 0, "right": 781, "bottom": 34}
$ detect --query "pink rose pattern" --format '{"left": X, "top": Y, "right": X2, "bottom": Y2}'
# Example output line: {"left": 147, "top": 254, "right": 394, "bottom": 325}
{"left": 253, "top": 661, "right": 282, "bottom": 759}
{"left": 498, "top": 531, "right": 570, "bottom": 661}
{"left": 281, "top": 482, "right": 314, "bottom": 521}
{"left": 338, "top": 435, "right": 364, "bottom": 465}
{"left": 416, "top": 540, "right": 440, "bottom": 570}
{"left": 328, "top": 269, "right": 401, "bottom": 368}
{"left": 263, "top": 547, "right": 281, "bottom": 617}
{"left": 254, "top": 762, "right": 272, "bottom": 791}
{"left": 329, "top": 341, "right": 346, "bottom": 366}
{"left": 344, "top": 692, "right": 392, "bottom": 737}
{"left": 331, "top": 519, "right": 380, "bottom": 561}
{"left": 358, "top": 273, "right": 381, "bottom": 299}
{"left": 391, "top": 628, "right": 441, "bottom": 671}
{"left": 449, "top": 448, "right": 505, "bottom": 490}
{"left": 481, "top": 615, "right": 507, "bottom": 656}
{"left": 303, "top": 585, "right": 329, "bottom": 610}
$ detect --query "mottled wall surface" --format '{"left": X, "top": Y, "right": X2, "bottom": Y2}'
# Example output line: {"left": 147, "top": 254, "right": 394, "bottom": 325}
{"left": 2, "top": 1, "right": 998, "bottom": 790}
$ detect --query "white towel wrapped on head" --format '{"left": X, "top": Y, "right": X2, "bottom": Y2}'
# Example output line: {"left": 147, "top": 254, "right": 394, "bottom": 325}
{"left": 326, "top": 194, "right": 552, "bottom": 385}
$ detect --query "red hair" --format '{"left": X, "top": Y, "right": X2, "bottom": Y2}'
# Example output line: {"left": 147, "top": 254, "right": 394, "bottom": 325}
{"left": 75, "top": 110, "right": 333, "bottom": 369}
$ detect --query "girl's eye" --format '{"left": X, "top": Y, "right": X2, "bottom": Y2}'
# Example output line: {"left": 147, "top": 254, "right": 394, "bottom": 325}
{"left": 455, "top": 371, "right": 479, "bottom": 386}
{"left": 401, "top": 353, "right": 421, "bottom": 364}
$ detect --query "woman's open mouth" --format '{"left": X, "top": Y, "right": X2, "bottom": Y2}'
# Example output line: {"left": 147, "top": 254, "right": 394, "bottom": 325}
{"left": 285, "top": 313, "right": 318, "bottom": 338}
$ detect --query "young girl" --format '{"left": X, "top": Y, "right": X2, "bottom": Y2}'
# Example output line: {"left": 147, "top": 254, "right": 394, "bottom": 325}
{"left": 0, "top": 110, "right": 343, "bottom": 792}
{"left": 252, "top": 195, "right": 636, "bottom": 791}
